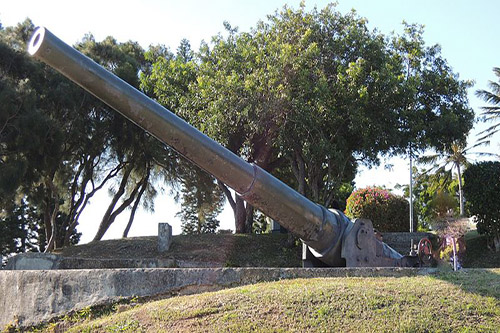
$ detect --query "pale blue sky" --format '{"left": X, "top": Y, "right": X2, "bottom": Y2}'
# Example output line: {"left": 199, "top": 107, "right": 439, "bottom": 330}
{"left": 1, "top": 1, "right": 498, "bottom": 240}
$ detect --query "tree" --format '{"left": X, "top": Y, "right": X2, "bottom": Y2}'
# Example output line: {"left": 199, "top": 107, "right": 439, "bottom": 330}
{"left": 476, "top": 67, "right": 500, "bottom": 142}
{"left": 419, "top": 142, "right": 469, "bottom": 216}
{"left": 176, "top": 165, "right": 225, "bottom": 234}
{"left": 142, "top": 4, "right": 474, "bottom": 234}
{"left": 389, "top": 23, "right": 474, "bottom": 154}
{"left": 0, "top": 20, "right": 113, "bottom": 251}
{"left": 0, "top": 20, "right": 180, "bottom": 251}
{"left": 398, "top": 167, "right": 459, "bottom": 230}
{"left": 463, "top": 161, "right": 500, "bottom": 251}
{"left": 76, "top": 35, "right": 181, "bottom": 241}
{"left": 1, "top": 200, "right": 39, "bottom": 266}
{"left": 418, "top": 141, "right": 496, "bottom": 217}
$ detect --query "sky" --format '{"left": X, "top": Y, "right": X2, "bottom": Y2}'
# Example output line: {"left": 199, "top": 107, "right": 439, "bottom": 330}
{"left": 1, "top": 0, "right": 499, "bottom": 242}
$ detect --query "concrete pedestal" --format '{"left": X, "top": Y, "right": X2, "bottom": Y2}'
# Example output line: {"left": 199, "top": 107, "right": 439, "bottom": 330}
{"left": 158, "top": 223, "right": 172, "bottom": 253}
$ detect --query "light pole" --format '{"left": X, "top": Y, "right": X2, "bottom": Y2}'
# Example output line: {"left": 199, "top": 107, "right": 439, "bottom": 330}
{"left": 409, "top": 150, "right": 414, "bottom": 233}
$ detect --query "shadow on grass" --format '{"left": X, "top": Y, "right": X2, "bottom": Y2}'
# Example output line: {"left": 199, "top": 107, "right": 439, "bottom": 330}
{"left": 429, "top": 268, "right": 500, "bottom": 301}
{"left": 425, "top": 230, "right": 500, "bottom": 301}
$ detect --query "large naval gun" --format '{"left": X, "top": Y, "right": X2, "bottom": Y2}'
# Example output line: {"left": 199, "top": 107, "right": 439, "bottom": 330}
{"left": 28, "top": 27, "right": 417, "bottom": 268}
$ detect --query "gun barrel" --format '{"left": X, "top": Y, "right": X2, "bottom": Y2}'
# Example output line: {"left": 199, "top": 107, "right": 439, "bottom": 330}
{"left": 28, "top": 27, "right": 412, "bottom": 267}
{"left": 28, "top": 27, "right": 346, "bottom": 259}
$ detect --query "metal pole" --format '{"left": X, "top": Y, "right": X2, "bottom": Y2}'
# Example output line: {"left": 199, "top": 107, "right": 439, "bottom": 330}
{"left": 409, "top": 151, "right": 414, "bottom": 233}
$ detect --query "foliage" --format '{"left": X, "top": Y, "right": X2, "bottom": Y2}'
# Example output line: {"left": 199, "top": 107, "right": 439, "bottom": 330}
{"left": 418, "top": 141, "right": 495, "bottom": 216}
{"left": 463, "top": 231, "right": 500, "bottom": 267}
{"left": 0, "top": 19, "right": 104, "bottom": 251}
{"left": 176, "top": 166, "right": 225, "bottom": 235}
{"left": 463, "top": 161, "right": 500, "bottom": 251}
{"left": 0, "top": 20, "right": 180, "bottom": 252}
{"left": 252, "top": 210, "right": 270, "bottom": 234}
{"left": 399, "top": 167, "right": 459, "bottom": 230}
{"left": 0, "top": 200, "right": 39, "bottom": 266}
{"left": 142, "top": 4, "right": 474, "bottom": 234}
{"left": 476, "top": 67, "right": 500, "bottom": 142}
{"left": 428, "top": 191, "right": 458, "bottom": 222}
{"left": 439, "top": 241, "right": 460, "bottom": 261}
{"left": 390, "top": 24, "right": 474, "bottom": 154}
{"left": 345, "top": 187, "right": 409, "bottom": 232}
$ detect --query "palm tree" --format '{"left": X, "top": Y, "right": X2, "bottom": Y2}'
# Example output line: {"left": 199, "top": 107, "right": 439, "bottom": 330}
{"left": 476, "top": 67, "right": 500, "bottom": 142}
{"left": 419, "top": 140, "right": 498, "bottom": 217}
{"left": 419, "top": 142, "right": 471, "bottom": 216}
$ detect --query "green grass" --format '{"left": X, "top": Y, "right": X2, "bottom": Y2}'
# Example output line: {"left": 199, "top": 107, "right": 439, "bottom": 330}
{"left": 57, "top": 233, "right": 302, "bottom": 267}
{"left": 30, "top": 269, "right": 500, "bottom": 332}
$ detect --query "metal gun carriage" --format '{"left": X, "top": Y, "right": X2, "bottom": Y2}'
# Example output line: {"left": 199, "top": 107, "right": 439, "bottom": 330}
{"left": 28, "top": 27, "right": 423, "bottom": 268}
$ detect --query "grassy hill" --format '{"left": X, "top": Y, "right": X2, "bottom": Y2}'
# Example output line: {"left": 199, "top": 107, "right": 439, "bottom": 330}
{"left": 54, "top": 231, "right": 498, "bottom": 268}
{"left": 55, "top": 233, "right": 302, "bottom": 268}
{"left": 32, "top": 269, "right": 500, "bottom": 332}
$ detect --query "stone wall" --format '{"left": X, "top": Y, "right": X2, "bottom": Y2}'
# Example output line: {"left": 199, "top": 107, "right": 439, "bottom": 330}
{"left": 381, "top": 232, "right": 435, "bottom": 255}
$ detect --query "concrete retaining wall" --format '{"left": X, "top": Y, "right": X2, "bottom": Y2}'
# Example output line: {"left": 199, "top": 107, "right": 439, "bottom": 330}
{"left": 0, "top": 267, "right": 435, "bottom": 329}
{"left": 5, "top": 253, "right": 177, "bottom": 270}
{"left": 381, "top": 232, "right": 435, "bottom": 255}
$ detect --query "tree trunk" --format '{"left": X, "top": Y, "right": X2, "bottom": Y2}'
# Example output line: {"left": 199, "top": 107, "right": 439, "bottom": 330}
{"left": 93, "top": 165, "right": 133, "bottom": 241}
{"left": 234, "top": 195, "right": 247, "bottom": 233}
{"left": 64, "top": 162, "right": 125, "bottom": 246}
{"left": 493, "top": 234, "right": 500, "bottom": 252}
{"left": 44, "top": 178, "right": 60, "bottom": 252}
{"left": 245, "top": 204, "right": 254, "bottom": 233}
{"left": 217, "top": 180, "right": 248, "bottom": 233}
{"left": 42, "top": 202, "right": 52, "bottom": 252}
{"left": 291, "top": 149, "right": 307, "bottom": 196}
{"left": 456, "top": 162, "right": 464, "bottom": 216}
{"left": 122, "top": 176, "right": 148, "bottom": 238}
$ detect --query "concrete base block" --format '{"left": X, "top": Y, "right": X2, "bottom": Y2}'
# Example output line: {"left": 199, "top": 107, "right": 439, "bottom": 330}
{"left": 5, "top": 253, "right": 61, "bottom": 270}
{"left": 4, "top": 253, "right": 176, "bottom": 270}
{"left": 158, "top": 223, "right": 172, "bottom": 253}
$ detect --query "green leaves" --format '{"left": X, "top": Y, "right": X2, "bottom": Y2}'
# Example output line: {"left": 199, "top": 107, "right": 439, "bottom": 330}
{"left": 476, "top": 67, "right": 500, "bottom": 142}
{"left": 345, "top": 187, "right": 410, "bottom": 232}
{"left": 463, "top": 161, "right": 500, "bottom": 251}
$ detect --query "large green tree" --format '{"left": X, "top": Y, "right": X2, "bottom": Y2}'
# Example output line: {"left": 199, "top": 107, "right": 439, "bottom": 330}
{"left": 142, "top": 4, "right": 474, "bottom": 234}
{"left": 463, "top": 161, "right": 500, "bottom": 251}
{"left": 0, "top": 20, "right": 181, "bottom": 251}
{"left": 140, "top": 39, "right": 225, "bottom": 235}
{"left": 75, "top": 34, "right": 181, "bottom": 241}
{"left": 0, "top": 20, "right": 113, "bottom": 251}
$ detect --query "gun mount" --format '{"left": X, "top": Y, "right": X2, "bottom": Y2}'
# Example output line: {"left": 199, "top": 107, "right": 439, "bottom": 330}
{"left": 28, "top": 27, "right": 417, "bottom": 268}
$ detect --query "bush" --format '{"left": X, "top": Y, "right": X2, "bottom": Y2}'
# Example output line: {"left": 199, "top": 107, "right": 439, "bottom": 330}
{"left": 463, "top": 161, "right": 500, "bottom": 252}
{"left": 345, "top": 187, "right": 410, "bottom": 232}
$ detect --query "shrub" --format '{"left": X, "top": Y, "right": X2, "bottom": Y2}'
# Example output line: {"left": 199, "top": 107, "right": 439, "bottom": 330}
{"left": 345, "top": 187, "right": 410, "bottom": 232}
{"left": 463, "top": 161, "right": 500, "bottom": 252}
